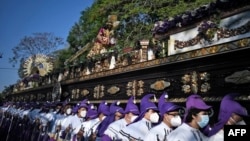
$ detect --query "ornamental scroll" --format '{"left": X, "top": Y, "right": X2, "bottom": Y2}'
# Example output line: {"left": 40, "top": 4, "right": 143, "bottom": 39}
{"left": 168, "top": 10, "right": 250, "bottom": 56}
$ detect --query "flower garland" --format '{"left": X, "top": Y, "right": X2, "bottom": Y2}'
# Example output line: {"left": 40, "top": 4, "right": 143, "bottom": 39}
{"left": 174, "top": 20, "right": 250, "bottom": 49}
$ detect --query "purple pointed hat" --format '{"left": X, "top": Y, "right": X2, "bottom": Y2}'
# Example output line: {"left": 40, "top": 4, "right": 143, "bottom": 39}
{"left": 72, "top": 104, "right": 79, "bottom": 114}
{"left": 186, "top": 94, "right": 211, "bottom": 110}
{"left": 98, "top": 101, "right": 110, "bottom": 116}
{"left": 160, "top": 102, "right": 183, "bottom": 116}
{"left": 87, "top": 104, "right": 98, "bottom": 119}
{"left": 140, "top": 94, "right": 158, "bottom": 113}
{"left": 44, "top": 101, "right": 51, "bottom": 108}
{"left": 133, "top": 94, "right": 158, "bottom": 123}
{"left": 219, "top": 93, "right": 249, "bottom": 118}
{"left": 158, "top": 92, "right": 169, "bottom": 112}
{"left": 110, "top": 101, "right": 124, "bottom": 114}
{"left": 62, "top": 98, "right": 71, "bottom": 107}
{"left": 96, "top": 101, "right": 124, "bottom": 137}
{"left": 183, "top": 94, "right": 211, "bottom": 122}
{"left": 78, "top": 99, "right": 88, "bottom": 109}
{"left": 208, "top": 93, "right": 249, "bottom": 137}
{"left": 124, "top": 96, "right": 140, "bottom": 115}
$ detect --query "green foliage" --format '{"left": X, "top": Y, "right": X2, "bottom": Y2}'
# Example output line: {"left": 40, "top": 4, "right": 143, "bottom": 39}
{"left": 65, "top": 0, "right": 215, "bottom": 63}
{"left": 0, "top": 85, "right": 14, "bottom": 100}
{"left": 53, "top": 48, "right": 74, "bottom": 71}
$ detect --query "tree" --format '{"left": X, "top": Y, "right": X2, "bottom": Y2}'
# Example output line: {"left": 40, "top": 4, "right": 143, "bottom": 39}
{"left": 9, "top": 32, "right": 64, "bottom": 67}
{"left": 0, "top": 84, "right": 14, "bottom": 102}
{"left": 66, "top": 0, "right": 215, "bottom": 64}
{"left": 53, "top": 47, "right": 74, "bottom": 71}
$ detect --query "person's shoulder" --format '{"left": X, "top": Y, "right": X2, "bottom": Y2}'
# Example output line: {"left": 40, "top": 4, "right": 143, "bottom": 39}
{"left": 167, "top": 127, "right": 186, "bottom": 141}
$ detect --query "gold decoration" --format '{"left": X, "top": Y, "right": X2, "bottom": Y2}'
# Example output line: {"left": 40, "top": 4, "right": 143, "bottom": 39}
{"left": 182, "top": 85, "right": 191, "bottom": 94}
{"left": 71, "top": 89, "right": 77, "bottom": 99}
{"left": 23, "top": 54, "right": 53, "bottom": 77}
{"left": 93, "top": 85, "right": 105, "bottom": 99}
{"left": 181, "top": 71, "right": 211, "bottom": 94}
{"left": 200, "top": 82, "right": 211, "bottom": 93}
{"left": 150, "top": 80, "right": 170, "bottom": 91}
{"left": 138, "top": 80, "right": 144, "bottom": 87}
{"left": 238, "top": 39, "right": 249, "bottom": 47}
{"left": 108, "top": 15, "right": 117, "bottom": 23}
{"left": 107, "top": 86, "right": 120, "bottom": 95}
{"left": 200, "top": 72, "right": 210, "bottom": 81}
{"left": 81, "top": 89, "right": 90, "bottom": 96}
{"left": 181, "top": 74, "right": 191, "bottom": 84}
{"left": 126, "top": 80, "right": 144, "bottom": 96}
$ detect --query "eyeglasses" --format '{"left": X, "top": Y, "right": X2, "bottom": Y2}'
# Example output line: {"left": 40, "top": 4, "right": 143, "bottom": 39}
{"left": 167, "top": 113, "right": 180, "bottom": 117}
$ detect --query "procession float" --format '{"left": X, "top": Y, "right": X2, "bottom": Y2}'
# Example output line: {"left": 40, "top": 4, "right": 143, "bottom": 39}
{"left": 7, "top": 0, "right": 250, "bottom": 116}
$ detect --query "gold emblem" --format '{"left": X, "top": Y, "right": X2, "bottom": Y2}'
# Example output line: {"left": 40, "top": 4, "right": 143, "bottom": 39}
{"left": 150, "top": 80, "right": 170, "bottom": 91}
{"left": 107, "top": 86, "right": 120, "bottom": 95}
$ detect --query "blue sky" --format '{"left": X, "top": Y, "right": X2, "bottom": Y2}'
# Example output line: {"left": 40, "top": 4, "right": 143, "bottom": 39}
{"left": 0, "top": 0, "right": 94, "bottom": 92}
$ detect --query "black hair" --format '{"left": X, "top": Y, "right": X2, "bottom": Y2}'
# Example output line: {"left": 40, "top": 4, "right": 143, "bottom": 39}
{"left": 186, "top": 108, "right": 205, "bottom": 123}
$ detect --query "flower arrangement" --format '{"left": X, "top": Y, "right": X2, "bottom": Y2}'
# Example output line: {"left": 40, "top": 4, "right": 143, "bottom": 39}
{"left": 197, "top": 20, "right": 217, "bottom": 33}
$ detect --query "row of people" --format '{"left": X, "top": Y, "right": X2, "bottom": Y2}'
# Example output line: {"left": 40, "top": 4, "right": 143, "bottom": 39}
{"left": 0, "top": 92, "right": 249, "bottom": 141}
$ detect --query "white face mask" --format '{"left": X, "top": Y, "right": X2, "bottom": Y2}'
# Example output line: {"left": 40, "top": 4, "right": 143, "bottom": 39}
{"left": 131, "top": 115, "right": 138, "bottom": 122}
{"left": 80, "top": 110, "right": 87, "bottom": 118}
{"left": 150, "top": 113, "right": 159, "bottom": 123}
{"left": 66, "top": 108, "right": 72, "bottom": 115}
{"left": 236, "top": 120, "right": 246, "bottom": 125}
{"left": 101, "top": 116, "right": 106, "bottom": 121}
{"left": 170, "top": 115, "right": 182, "bottom": 127}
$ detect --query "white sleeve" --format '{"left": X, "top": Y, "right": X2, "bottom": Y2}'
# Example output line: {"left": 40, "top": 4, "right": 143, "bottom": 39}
{"left": 61, "top": 116, "right": 71, "bottom": 130}
{"left": 104, "top": 125, "right": 117, "bottom": 140}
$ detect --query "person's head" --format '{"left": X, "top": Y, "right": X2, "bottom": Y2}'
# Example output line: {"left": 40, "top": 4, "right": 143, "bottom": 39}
{"left": 77, "top": 99, "right": 89, "bottom": 118}
{"left": 160, "top": 102, "right": 184, "bottom": 128}
{"left": 110, "top": 101, "right": 124, "bottom": 121}
{"left": 144, "top": 109, "right": 159, "bottom": 123}
{"left": 207, "top": 93, "right": 249, "bottom": 137}
{"left": 133, "top": 94, "right": 159, "bottom": 124}
{"left": 124, "top": 96, "right": 140, "bottom": 123}
{"left": 226, "top": 113, "right": 245, "bottom": 125}
{"left": 97, "top": 101, "right": 110, "bottom": 120}
{"left": 64, "top": 104, "right": 72, "bottom": 115}
{"left": 219, "top": 93, "right": 249, "bottom": 125}
{"left": 78, "top": 107, "right": 87, "bottom": 118}
{"left": 185, "top": 94, "right": 212, "bottom": 129}
{"left": 86, "top": 104, "right": 98, "bottom": 121}
{"left": 114, "top": 111, "right": 124, "bottom": 121}
{"left": 124, "top": 112, "right": 139, "bottom": 124}
{"left": 186, "top": 108, "right": 211, "bottom": 129}
{"left": 55, "top": 103, "right": 62, "bottom": 113}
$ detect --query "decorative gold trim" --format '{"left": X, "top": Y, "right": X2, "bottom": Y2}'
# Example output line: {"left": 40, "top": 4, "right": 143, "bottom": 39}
{"left": 81, "top": 89, "right": 90, "bottom": 96}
